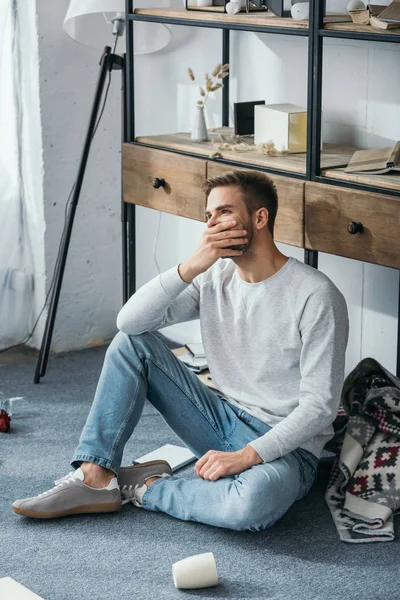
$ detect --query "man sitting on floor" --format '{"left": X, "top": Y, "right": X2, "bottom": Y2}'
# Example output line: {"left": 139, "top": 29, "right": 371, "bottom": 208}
{"left": 12, "top": 170, "right": 349, "bottom": 532}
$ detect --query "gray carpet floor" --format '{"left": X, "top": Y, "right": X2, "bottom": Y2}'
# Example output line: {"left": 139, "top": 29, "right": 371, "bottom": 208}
{"left": 1, "top": 342, "right": 399, "bottom": 600}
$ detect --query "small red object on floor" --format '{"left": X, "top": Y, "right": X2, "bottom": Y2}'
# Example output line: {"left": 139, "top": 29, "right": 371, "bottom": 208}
{"left": 0, "top": 409, "right": 11, "bottom": 432}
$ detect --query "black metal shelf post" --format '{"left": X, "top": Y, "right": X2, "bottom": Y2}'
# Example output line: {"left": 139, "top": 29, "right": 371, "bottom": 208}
{"left": 124, "top": 0, "right": 136, "bottom": 302}
{"left": 304, "top": 0, "right": 323, "bottom": 271}
{"left": 222, "top": 28, "right": 230, "bottom": 127}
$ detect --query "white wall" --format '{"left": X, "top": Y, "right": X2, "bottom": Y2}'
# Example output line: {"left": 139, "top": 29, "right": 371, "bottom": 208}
{"left": 36, "top": 2, "right": 399, "bottom": 376}
{"left": 36, "top": 0, "right": 122, "bottom": 351}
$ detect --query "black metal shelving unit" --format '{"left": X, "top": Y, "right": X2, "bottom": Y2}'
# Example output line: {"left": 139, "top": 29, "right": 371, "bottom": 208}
{"left": 123, "top": 0, "right": 400, "bottom": 375}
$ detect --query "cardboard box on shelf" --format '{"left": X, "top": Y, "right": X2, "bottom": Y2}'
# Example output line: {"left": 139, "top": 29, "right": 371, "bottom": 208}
{"left": 254, "top": 103, "right": 307, "bottom": 153}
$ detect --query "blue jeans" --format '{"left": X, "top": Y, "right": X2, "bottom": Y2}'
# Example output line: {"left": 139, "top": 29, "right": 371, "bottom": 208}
{"left": 72, "top": 331, "right": 318, "bottom": 532}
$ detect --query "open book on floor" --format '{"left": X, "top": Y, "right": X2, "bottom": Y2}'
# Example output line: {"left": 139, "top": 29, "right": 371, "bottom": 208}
{"left": 133, "top": 444, "right": 196, "bottom": 472}
{"left": 176, "top": 350, "right": 208, "bottom": 373}
{"left": 0, "top": 578, "right": 45, "bottom": 600}
{"left": 345, "top": 142, "right": 400, "bottom": 175}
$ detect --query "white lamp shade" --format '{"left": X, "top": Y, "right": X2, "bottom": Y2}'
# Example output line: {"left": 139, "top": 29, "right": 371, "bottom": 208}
{"left": 63, "top": 0, "right": 172, "bottom": 55}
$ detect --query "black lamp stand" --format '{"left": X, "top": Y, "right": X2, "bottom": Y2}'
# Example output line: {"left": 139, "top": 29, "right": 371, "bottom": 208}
{"left": 34, "top": 46, "right": 123, "bottom": 383}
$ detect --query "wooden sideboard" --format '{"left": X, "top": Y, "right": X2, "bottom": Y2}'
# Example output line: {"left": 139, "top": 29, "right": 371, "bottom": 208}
{"left": 122, "top": 143, "right": 400, "bottom": 270}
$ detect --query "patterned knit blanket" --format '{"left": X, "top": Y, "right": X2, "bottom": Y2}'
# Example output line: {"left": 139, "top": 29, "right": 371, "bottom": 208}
{"left": 325, "top": 357, "right": 400, "bottom": 543}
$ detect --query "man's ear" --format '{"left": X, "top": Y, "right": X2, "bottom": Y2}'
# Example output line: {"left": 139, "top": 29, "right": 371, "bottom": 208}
{"left": 255, "top": 208, "right": 269, "bottom": 230}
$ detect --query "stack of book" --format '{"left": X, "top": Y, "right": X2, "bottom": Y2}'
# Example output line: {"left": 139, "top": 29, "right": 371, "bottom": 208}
{"left": 349, "top": 2, "right": 400, "bottom": 30}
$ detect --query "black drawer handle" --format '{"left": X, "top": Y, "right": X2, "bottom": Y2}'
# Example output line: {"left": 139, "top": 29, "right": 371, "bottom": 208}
{"left": 152, "top": 177, "right": 166, "bottom": 189}
{"left": 347, "top": 221, "right": 364, "bottom": 235}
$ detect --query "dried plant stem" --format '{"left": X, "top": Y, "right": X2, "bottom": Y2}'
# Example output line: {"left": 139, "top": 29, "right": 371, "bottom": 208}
{"left": 188, "top": 62, "right": 229, "bottom": 106}
{"left": 209, "top": 131, "right": 289, "bottom": 157}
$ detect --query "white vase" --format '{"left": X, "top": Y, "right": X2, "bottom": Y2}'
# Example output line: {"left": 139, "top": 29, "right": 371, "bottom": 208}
{"left": 191, "top": 105, "right": 209, "bottom": 142}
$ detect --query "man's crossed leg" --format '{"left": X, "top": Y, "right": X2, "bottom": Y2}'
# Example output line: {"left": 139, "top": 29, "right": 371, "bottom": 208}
{"left": 12, "top": 332, "right": 317, "bottom": 531}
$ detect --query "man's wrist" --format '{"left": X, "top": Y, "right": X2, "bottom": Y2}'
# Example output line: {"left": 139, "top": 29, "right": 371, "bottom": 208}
{"left": 240, "top": 445, "right": 263, "bottom": 465}
{"left": 178, "top": 261, "right": 199, "bottom": 284}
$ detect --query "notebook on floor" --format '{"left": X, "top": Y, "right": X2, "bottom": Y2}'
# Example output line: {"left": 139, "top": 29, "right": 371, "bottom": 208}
{"left": 132, "top": 443, "right": 197, "bottom": 472}
{"left": 0, "top": 578, "right": 44, "bottom": 600}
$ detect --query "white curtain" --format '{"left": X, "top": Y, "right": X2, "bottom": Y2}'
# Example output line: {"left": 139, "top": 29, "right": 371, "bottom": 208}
{"left": 0, "top": 0, "right": 44, "bottom": 350}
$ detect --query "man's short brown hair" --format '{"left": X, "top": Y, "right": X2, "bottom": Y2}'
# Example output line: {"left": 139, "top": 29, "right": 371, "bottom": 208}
{"left": 202, "top": 170, "right": 278, "bottom": 235}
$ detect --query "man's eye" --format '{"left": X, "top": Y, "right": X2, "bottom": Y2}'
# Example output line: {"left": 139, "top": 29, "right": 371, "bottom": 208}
{"left": 222, "top": 209, "right": 230, "bottom": 214}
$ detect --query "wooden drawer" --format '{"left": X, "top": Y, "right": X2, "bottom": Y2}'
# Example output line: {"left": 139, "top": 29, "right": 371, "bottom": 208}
{"left": 305, "top": 182, "right": 400, "bottom": 269}
{"left": 122, "top": 144, "right": 207, "bottom": 221}
{"left": 206, "top": 162, "right": 304, "bottom": 248}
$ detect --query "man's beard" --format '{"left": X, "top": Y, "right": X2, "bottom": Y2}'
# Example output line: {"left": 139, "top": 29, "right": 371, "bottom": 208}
{"left": 223, "top": 221, "right": 254, "bottom": 257}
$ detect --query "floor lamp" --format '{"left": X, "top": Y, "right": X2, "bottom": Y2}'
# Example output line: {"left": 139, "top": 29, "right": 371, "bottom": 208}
{"left": 33, "top": 1, "right": 172, "bottom": 383}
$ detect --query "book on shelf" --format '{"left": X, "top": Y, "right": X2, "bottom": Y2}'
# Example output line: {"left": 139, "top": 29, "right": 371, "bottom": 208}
{"left": 324, "top": 13, "right": 352, "bottom": 23}
{"left": 370, "top": 14, "right": 400, "bottom": 28}
{"left": 368, "top": 4, "right": 389, "bottom": 17}
{"left": 345, "top": 142, "right": 400, "bottom": 175}
{"left": 377, "top": 0, "right": 400, "bottom": 23}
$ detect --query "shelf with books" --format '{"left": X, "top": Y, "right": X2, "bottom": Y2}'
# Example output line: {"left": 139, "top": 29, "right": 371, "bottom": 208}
{"left": 320, "top": 168, "right": 400, "bottom": 194}
{"left": 322, "top": 21, "right": 400, "bottom": 43}
{"left": 319, "top": 143, "right": 400, "bottom": 194}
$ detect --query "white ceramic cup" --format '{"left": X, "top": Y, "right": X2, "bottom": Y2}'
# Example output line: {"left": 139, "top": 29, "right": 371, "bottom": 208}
{"left": 172, "top": 552, "right": 219, "bottom": 589}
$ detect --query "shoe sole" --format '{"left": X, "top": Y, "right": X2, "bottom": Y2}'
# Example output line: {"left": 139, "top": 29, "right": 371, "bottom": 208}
{"left": 12, "top": 502, "right": 121, "bottom": 519}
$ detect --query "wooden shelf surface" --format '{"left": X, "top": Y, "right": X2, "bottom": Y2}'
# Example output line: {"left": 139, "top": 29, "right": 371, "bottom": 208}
{"left": 132, "top": 8, "right": 358, "bottom": 31}
{"left": 132, "top": 8, "right": 308, "bottom": 30}
{"left": 135, "top": 130, "right": 353, "bottom": 175}
{"left": 324, "top": 21, "right": 400, "bottom": 37}
{"left": 135, "top": 131, "right": 400, "bottom": 193}
{"left": 132, "top": 8, "right": 400, "bottom": 38}
{"left": 321, "top": 167, "right": 400, "bottom": 193}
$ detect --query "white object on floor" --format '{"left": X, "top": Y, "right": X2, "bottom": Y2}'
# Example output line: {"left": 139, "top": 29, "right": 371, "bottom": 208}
{"left": 0, "top": 577, "right": 44, "bottom": 600}
{"left": 172, "top": 552, "right": 219, "bottom": 589}
{"left": 133, "top": 443, "right": 197, "bottom": 472}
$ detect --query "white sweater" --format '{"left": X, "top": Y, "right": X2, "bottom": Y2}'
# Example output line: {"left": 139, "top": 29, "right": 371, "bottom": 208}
{"left": 117, "top": 257, "right": 349, "bottom": 463}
